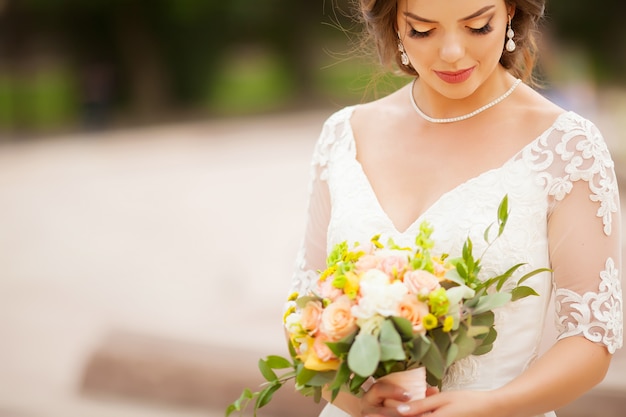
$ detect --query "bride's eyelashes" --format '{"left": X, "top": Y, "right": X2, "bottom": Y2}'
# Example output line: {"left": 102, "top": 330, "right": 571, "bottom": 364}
{"left": 407, "top": 19, "right": 494, "bottom": 39}
{"left": 469, "top": 20, "right": 494, "bottom": 35}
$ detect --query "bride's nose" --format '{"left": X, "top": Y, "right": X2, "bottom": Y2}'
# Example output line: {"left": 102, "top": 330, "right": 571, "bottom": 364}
{"left": 439, "top": 33, "right": 465, "bottom": 63}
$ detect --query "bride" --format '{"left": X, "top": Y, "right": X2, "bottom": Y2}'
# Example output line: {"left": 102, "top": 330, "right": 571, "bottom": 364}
{"left": 289, "top": 0, "right": 623, "bottom": 416}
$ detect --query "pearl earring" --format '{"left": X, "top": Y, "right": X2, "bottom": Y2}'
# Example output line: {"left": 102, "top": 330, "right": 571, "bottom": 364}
{"left": 506, "top": 15, "right": 516, "bottom": 52}
{"left": 397, "top": 31, "right": 410, "bottom": 66}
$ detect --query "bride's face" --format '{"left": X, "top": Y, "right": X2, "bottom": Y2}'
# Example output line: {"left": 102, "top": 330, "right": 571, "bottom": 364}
{"left": 397, "top": 0, "right": 512, "bottom": 99}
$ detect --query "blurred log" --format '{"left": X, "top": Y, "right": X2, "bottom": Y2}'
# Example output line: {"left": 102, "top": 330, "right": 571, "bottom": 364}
{"left": 80, "top": 330, "right": 324, "bottom": 417}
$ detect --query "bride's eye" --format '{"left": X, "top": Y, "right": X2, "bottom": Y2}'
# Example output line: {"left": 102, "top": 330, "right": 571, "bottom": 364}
{"left": 468, "top": 21, "right": 493, "bottom": 35}
{"left": 409, "top": 26, "right": 434, "bottom": 38}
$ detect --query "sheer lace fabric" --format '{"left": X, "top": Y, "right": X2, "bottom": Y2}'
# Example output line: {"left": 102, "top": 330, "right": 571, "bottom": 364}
{"left": 289, "top": 106, "right": 622, "bottom": 415}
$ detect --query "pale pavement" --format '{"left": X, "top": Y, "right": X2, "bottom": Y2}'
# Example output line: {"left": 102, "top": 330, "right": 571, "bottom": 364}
{"left": 0, "top": 105, "right": 624, "bottom": 417}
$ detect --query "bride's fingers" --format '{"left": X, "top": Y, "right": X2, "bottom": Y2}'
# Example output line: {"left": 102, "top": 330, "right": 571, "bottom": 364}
{"left": 362, "top": 382, "right": 412, "bottom": 416}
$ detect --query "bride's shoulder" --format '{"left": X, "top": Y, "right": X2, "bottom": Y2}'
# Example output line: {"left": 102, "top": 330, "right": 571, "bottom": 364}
{"left": 350, "top": 82, "right": 413, "bottom": 133}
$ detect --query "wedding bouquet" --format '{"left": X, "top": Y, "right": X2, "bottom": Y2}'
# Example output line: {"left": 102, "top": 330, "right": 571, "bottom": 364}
{"left": 226, "top": 196, "right": 548, "bottom": 416}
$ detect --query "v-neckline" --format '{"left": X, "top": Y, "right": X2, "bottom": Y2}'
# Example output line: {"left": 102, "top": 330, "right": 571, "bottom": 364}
{"left": 343, "top": 107, "right": 572, "bottom": 235}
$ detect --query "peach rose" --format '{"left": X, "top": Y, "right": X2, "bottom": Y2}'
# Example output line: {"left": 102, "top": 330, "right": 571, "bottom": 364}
{"left": 320, "top": 295, "right": 357, "bottom": 341}
{"left": 300, "top": 300, "right": 323, "bottom": 335}
{"left": 313, "top": 334, "right": 337, "bottom": 362}
{"left": 404, "top": 269, "right": 441, "bottom": 296}
{"left": 398, "top": 294, "right": 429, "bottom": 334}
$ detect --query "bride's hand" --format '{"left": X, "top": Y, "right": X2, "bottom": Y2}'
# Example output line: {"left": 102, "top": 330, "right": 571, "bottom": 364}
{"left": 360, "top": 380, "right": 412, "bottom": 417}
{"left": 394, "top": 390, "right": 498, "bottom": 417}
{"left": 361, "top": 384, "right": 440, "bottom": 417}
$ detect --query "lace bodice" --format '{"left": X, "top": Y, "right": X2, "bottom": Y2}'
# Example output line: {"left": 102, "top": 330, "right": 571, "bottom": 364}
{"left": 290, "top": 106, "right": 623, "bottom": 395}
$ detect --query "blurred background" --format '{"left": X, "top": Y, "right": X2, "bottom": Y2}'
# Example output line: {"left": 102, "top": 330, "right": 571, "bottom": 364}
{"left": 0, "top": 0, "right": 625, "bottom": 416}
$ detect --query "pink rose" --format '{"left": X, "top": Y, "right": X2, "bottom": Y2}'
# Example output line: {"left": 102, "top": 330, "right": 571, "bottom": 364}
{"left": 300, "top": 300, "right": 323, "bottom": 335}
{"left": 316, "top": 277, "right": 343, "bottom": 301}
{"left": 404, "top": 270, "right": 441, "bottom": 296}
{"left": 379, "top": 252, "right": 409, "bottom": 277}
{"left": 355, "top": 254, "right": 381, "bottom": 273}
{"left": 397, "top": 294, "right": 429, "bottom": 334}
{"left": 320, "top": 295, "right": 357, "bottom": 341}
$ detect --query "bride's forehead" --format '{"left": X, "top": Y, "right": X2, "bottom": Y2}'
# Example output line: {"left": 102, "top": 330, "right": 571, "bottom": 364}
{"left": 398, "top": 0, "right": 505, "bottom": 18}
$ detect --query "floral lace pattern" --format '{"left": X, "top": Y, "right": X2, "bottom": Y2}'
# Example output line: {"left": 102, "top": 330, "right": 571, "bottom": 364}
{"left": 293, "top": 107, "right": 622, "bottom": 391}
{"left": 556, "top": 257, "right": 623, "bottom": 353}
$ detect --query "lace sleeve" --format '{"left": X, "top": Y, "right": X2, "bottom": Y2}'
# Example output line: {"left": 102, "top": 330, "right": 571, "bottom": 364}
{"left": 287, "top": 116, "right": 335, "bottom": 298}
{"left": 544, "top": 115, "right": 623, "bottom": 353}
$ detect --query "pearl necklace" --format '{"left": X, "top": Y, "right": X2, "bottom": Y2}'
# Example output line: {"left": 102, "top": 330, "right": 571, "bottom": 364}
{"left": 409, "top": 78, "right": 522, "bottom": 123}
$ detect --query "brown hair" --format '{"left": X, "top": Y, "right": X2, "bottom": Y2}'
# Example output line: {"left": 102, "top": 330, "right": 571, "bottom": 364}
{"left": 355, "top": 0, "right": 546, "bottom": 83}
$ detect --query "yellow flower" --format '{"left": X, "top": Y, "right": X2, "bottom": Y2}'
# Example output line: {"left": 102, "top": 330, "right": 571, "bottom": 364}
{"left": 423, "top": 313, "right": 438, "bottom": 330}
{"left": 283, "top": 305, "right": 296, "bottom": 323}
{"left": 443, "top": 315, "right": 454, "bottom": 332}
{"left": 343, "top": 271, "right": 360, "bottom": 299}
{"left": 287, "top": 292, "right": 299, "bottom": 301}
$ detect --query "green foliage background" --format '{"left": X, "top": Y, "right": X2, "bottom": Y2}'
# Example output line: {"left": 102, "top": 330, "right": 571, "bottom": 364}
{"left": 0, "top": 0, "right": 622, "bottom": 133}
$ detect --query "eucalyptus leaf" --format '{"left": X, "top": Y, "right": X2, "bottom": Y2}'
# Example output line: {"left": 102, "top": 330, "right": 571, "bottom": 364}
{"left": 472, "top": 311, "right": 495, "bottom": 327}
{"left": 446, "top": 343, "right": 459, "bottom": 367}
{"left": 473, "top": 342, "right": 494, "bottom": 355}
{"left": 453, "top": 326, "right": 479, "bottom": 359}
{"left": 391, "top": 316, "right": 415, "bottom": 341}
{"left": 380, "top": 319, "right": 406, "bottom": 361}
{"left": 421, "top": 342, "right": 445, "bottom": 381}
{"left": 307, "top": 371, "right": 336, "bottom": 387}
{"left": 348, "top": 333, "right": 380, "bottom": 377}
{"left": 411, "top": 335, "right": 431, "bottom": 361}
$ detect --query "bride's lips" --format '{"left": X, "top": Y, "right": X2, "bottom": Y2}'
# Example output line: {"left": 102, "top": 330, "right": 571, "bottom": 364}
{"left": 434, "top": 67, "right": 475, "bottom": 84}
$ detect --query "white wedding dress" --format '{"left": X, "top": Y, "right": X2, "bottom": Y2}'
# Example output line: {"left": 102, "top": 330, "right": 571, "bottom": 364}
{"left": 289, "top": 106, "right": 623, "bottom": 417}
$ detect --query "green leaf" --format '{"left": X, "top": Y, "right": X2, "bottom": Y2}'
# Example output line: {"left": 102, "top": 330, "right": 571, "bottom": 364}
{"left": 493, "top": 263, "right": 525, "bottom": 291}
{"left": 421, "top": 342, "right": 445, "bottom": 382}
{"left": 473, "top": 343, "right": 494, "bottom": 356}
{"left": 258, "top": 359, "right": 277, "bottom": 382}
{"left": 472, "top": 292, "right": 511, "bottom": 314}
{"left": 348, "top": 333, "right": 380, "bottom": 377}
{"left": 265, "top": 355, "right": 292, "bottom": 369}
{"left": 226, "top": 388, "right": 254, "bottom": 416}
{"left": 328, "top": 362, "right": 351, "bottom": 391}
{"left": 483, "top": 223, "right": 493, "bottom": 243}
{"left": 518, "top": 267, "right": 552, "bottom": 285}
{"left": 256, "top": 382, "right": 282, "bottom": 409}
{"left": 511, "top": 285, "right": 540, "bottom": 301}
{"left": 497, "top": 195, "right": 509, "bottom": 236}
{"left": 390, "top": 316, "right": 415, "bottom": 341}
{"left": 446, "top": 343, "right": 459, "bottom": 367}
{"left": 453, "top": 326, "right": 479, "bottom": 360}
{"left": 472, "top": 311, "right": 495, "bottom": 327}
{"left": 296, "top": 366, "right": 317, "bottom": 386}
{"left": 326, "top": 340, "right": 352, "bottom": 357}
{"left": 307, "top": 371, "right": 336, "bottom": 387}
{"left": 411, "top": 335, "right": 431, "bottom": 361}
{"left": 349, "top": 373, "right": 370, "bottom": 394}
{"left": 379, "top": 319, "right": 406, "bottom": 361}
{"left": 466, "top": 325, "right": 490, "bottom": 337}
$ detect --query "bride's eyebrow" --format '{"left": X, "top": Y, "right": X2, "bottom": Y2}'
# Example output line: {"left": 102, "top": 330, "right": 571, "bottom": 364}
{"left": 403, "top": 5, "right": 496, "bottom": 23}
